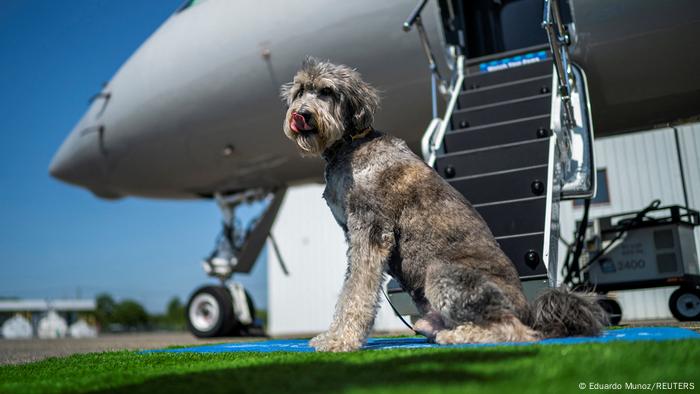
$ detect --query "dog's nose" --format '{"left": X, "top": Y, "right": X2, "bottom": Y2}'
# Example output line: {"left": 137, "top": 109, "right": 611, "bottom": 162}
{"left": 297, "top": 109, "right": 312, "bottom": 122}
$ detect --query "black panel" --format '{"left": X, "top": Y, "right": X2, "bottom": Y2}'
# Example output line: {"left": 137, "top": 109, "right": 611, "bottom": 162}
{"left": 459, "top": 76, "right": 551, "bottom": 108}
{"left": 463, "top": 60, "right": 552, "bottom": 89}
{"left": 435, "top": 139, "right": 550, "bottom": 179}
{"left": 449, "top": 166, "right": 548, "bottom": 205}
{"left": 437, "top": 0, "right": 464, "bottom": 47}
{"left": 499, "top": 0, "right": 550, "bottom": 51}
{"left": 475, "top": 197, "right": 547, "bottom": 237}
{"left": 497, "top": 233, "right": 547, "bottom": 277}
{"left": 460, "top": 0, "right": 548, "bottom": 58}
{"left": 444, "top": 115, "right": 550, "bottom": 153}
{"left": 452, "top": 95, "right": 551, "bottom": 129}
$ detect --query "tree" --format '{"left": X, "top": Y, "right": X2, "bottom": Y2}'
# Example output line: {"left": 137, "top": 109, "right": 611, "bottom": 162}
{"left": 95, "top": 293, "right": 116, "bottom": 328}
{"left": 111, "top": 300, "right": 149, "bottom": 329}
{"left": 164, "top": 297, "right": 186, "bottom": 329}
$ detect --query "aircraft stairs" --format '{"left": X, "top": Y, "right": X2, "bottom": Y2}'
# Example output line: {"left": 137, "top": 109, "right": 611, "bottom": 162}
{"left": 433, "top": 49, "right": 556, "bottom": 292}
{"left": 387, "top": 0, "right": 596, "bottom": 307}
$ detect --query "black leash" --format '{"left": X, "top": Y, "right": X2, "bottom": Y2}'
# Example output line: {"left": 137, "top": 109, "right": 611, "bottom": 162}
{"left": 381, "top": 287, "right": 416, "bottom": 333}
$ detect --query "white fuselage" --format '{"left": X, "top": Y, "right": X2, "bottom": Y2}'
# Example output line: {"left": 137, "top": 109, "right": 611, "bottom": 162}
{"left": 50, "top": 0, "right": 442, "bottom": 199}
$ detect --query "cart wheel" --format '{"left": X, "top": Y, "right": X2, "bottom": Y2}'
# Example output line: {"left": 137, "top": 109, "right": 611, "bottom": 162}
{"left": 669, "top": 287, "right": 700, "bottom": 322}
{"left": 597, "top": 298, "right": 622, "bottom": 326}
{"left": 186, "top": 286, "right": 236, "bottom": 338}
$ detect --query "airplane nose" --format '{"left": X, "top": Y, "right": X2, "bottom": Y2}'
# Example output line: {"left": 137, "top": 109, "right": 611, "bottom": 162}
{"left": 49, "top": 127, "right": 97, "bottom": 182}
{"left": 49, "top": 123, "right": 121, "bottom": 199}
{"left": 49, "top": 134, "right": 78, "bottom": 181}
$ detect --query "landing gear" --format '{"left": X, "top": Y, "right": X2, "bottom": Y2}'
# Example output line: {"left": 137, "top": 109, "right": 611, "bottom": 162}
{"left": 669, "top": 287, "right": 700, "bottom": 322}
{"left": 185, "top": 188, "right": 286, "bottom": 338}
{"left": 187, "top": 286, "right": 236, "bottom": 337}
{"left": 597, "top": 297, "right": 622, "bottom": 326}
{"left": 186, "top": 285, "right": 258, "bottom": 338}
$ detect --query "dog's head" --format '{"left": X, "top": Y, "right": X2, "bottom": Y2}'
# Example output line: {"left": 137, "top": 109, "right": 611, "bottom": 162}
{"left": 280, "top": 57, "right": 380, "bottom": 156}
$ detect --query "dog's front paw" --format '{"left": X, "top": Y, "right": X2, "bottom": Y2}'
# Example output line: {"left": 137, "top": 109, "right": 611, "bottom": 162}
{"left": 309, "top": 333, "right": 362, "bottom": 352}
{"left": 309, "top": 331, "right": 331, "bottom": 348}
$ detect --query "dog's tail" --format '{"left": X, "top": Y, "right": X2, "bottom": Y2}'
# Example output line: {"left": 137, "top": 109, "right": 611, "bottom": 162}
{"left": 529, "top": 287, "right": 608, "bottom": 338}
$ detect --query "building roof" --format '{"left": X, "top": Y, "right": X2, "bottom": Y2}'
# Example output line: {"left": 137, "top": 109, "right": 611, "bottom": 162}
{"left": 0, "top": 299, "right": 96, "bottom": 312}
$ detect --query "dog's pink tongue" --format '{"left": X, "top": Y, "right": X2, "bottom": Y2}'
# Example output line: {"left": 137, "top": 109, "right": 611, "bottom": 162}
{"left": 291, "top": 112, "right": 311, "bottom": 133}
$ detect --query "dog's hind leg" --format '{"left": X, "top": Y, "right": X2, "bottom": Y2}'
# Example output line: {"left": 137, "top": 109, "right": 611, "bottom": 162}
{"left": 424, "top": 263, "right": 537, "bottom": 344}
{"left": 434, "top": 315, "right": 538, "bottom": 344}
{"left": 413, "top": 310, "right": 447, "bottom": 342}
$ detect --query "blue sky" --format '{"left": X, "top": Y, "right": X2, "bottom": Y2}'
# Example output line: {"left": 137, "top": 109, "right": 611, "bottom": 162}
{"left": 0, "top": 0, "right": 268, "bottom": 313}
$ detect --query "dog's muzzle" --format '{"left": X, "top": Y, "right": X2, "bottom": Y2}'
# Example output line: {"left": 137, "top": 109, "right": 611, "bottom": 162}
{"left": 290, "top": 111, "right": 314, "bottom": 133}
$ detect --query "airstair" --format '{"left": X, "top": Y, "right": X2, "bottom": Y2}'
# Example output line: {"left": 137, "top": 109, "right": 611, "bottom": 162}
{"left": 434, "top": 49, "right": 556, "bottom": 288}
{"left": 388, "top": 0, "right": 596, "bottom": 310}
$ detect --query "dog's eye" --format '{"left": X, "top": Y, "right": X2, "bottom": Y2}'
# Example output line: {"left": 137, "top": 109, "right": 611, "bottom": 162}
{"left": 320, "top": 87, "right": 333, "bottom": 96}
{"left": 295, "top": 87, "right": 304, "bottom": 98}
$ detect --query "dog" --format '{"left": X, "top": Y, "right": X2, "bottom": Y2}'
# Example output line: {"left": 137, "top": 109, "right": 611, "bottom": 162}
{"left": 281, "top": 57, "right": 605, "bottom": 352}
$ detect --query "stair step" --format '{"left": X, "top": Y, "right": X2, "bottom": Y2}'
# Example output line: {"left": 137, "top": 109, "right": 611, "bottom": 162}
{"left": 444, "top": 115, "right": 551, "bottom": 153}
{"left": 475, "top": 197, "right": 547, "bottom": 237}
{"left": 458, "top": 75, "right": 552, "bottom": 108}
{"left": 433, "top": 51, "right": 555, "bottom": 280}
{"left": 463, "top": 60, "right": 552, "bottom": 91}
{"left": 448, "top": 165, "right": 549, "bottom": 205}
{"left": 451, "top": 95, "right": 551, "bottom": 130}
{"left": 496, "top": 233, "right": 548, "bottom": 277}
{"left": 435, "top": 138, "right": 550, "bottom": 179}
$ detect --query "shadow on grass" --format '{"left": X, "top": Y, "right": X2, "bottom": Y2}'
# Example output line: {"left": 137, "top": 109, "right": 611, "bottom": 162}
{"left": 89, "top": 349, "right": 537, "bottom": 394}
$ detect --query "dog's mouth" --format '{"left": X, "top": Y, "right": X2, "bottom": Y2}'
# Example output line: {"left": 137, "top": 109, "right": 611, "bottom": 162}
{"left": 290, "top": 112, "right": 317, "bottom": 135}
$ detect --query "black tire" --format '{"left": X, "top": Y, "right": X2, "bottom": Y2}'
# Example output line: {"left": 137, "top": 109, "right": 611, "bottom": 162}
{"left": 597, "top": 298, "right": 622, "bottom": 326}
{"left": 186, "top": 286, "right": 237, "bottom": 338}
{"left": 669, "top": 287, "right": 700, "bottom": 322}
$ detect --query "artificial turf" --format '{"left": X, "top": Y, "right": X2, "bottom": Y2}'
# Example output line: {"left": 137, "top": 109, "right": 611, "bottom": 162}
{"left": 1, "top": 339, "right": 698, "bottom": 394}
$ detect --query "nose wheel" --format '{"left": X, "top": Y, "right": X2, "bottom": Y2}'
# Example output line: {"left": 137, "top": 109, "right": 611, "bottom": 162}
{"left": 188, "top": 188, "right": 285, "bottom": 338}
{"left": 186, "top": 286, "right": 236, "bottom": 337}
{"left": 186, "top": 285, "right": 258, "bottom": 338}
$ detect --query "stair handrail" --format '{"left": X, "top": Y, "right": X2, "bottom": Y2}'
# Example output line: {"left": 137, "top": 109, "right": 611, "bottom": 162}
{"left": 542, "top": 0, "right": 575, "bottom": 132}
{"left": 422, "top": 55, "right": 465, "bottom": 166}
{"left": 543, "top": 0, "right": 596, "bottom": 199}
{"left": 404, "top": 0, "right": 448, "bottom": 110}
{"left": 403, "top": 0, "right": 430, "bottom": 31}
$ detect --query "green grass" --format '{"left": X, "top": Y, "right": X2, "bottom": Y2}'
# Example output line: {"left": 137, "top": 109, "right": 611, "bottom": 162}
{"left": 1, "top": 340, "right": 699, "bottom": 394}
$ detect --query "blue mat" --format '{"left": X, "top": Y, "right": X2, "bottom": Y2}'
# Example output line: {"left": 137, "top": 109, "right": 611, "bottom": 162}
{"left": 150, "top": 327, "right": 699, "bottom": 353}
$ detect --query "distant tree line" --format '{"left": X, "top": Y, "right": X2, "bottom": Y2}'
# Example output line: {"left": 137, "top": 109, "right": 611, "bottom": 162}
{"left": 95, "top": 293, "right": 185, "bottom": 332}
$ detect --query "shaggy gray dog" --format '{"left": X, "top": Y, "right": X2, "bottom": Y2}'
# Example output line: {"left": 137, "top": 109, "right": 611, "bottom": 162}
{"left": 281, "top": 57, "right": 605, "bottom": 352}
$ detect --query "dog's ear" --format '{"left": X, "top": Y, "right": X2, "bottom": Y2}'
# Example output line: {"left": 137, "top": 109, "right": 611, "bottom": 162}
{"left": 346, "top": 78, "right": 380, "bottom": 131}
{"left": 279, "top": 81, "right": 294, "bottom": 106}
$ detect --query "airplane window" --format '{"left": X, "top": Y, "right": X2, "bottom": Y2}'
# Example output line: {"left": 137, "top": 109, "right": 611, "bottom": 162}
{"left": 176, "top": 0, "right": 207, "bottom": 13}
